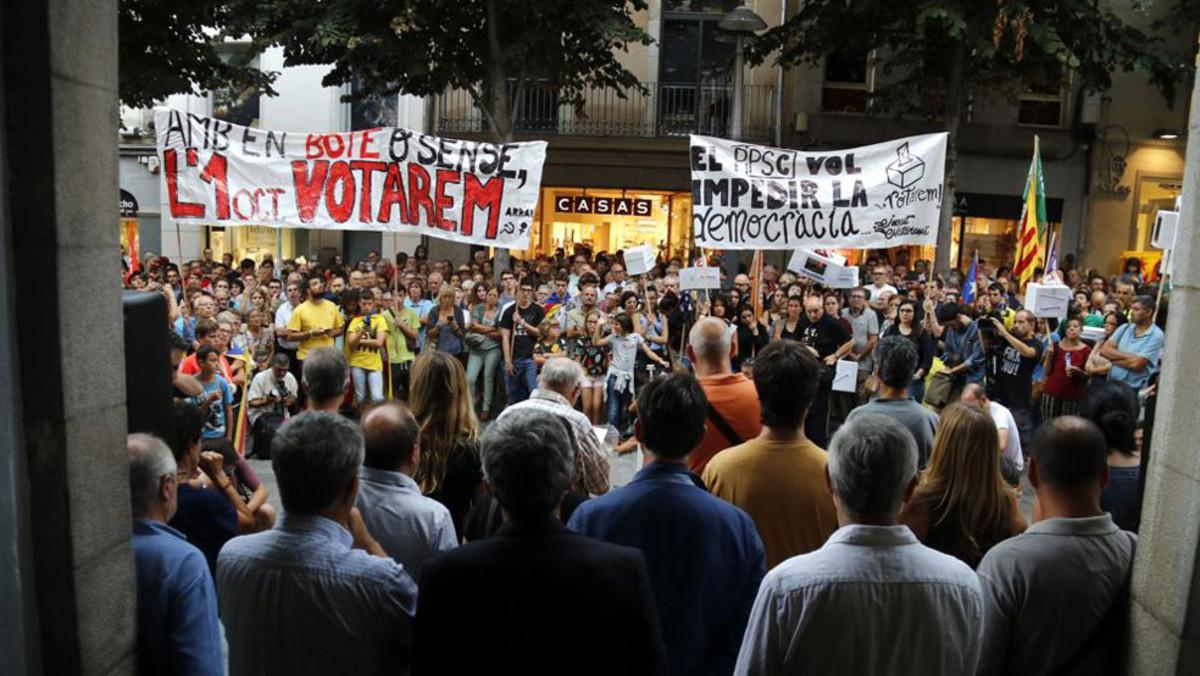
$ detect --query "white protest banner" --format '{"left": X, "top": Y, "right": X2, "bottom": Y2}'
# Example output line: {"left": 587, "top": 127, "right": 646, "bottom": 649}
{"left": 690, "top": 133, "right": 947, "bottom": 250}
{"left": 679, "top": 266, "right": 721, "bottom": 290}
{"left": 155, "top": 108, "right": 546, "bottom": 249}
{"left": 624, "top": 245, "right": 656, "bottom": 276}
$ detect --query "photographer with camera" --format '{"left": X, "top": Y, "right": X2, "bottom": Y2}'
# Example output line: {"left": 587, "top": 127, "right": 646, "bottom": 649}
{"left": 981, "top": 308, "right": 1043, "bottom": 453}
{"left": 246, "top": 354, "right": 298, "bottom": 459}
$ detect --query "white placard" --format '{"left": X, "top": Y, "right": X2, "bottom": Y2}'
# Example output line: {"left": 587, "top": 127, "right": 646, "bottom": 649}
{"left": 624, "top": 245, "right": 656, "bottom": 276}
{"left": 690, "top": 132, "right": 947, "bottom": 250}
{"left": 155, "top": 108, "right": 546, "bottom": 249}
{"left": 1081, "top": 325, "right": 1107, "bottom": 343}
{"left": 1025, "top": 283, "right": 1071, "bottom": 318}
{"left": 788, "top": 249, "right": 860, "bottom": 288}
{"left": 679, "top": 266, "right": 722, "bottom": 290}
{"left": 832, "top": 359, "right": 858, "bottom": 393}
{"left": 1152, "top": 210, "right": 1178, "bottom": 250}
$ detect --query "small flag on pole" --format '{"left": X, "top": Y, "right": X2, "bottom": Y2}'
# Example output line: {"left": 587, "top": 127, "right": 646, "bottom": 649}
{"left": 1045, "top": 228, "right": 1059, "bottom": 275}
{"left": 749, "top": 250, "right": 764, "bottom": 320}
{"left": 962, "top": 250, "right": 978, "bottom": 304}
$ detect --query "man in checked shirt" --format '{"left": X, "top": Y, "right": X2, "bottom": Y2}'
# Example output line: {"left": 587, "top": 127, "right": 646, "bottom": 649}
{"left": 497, "top": 356, "right": 611, "bottom": 496}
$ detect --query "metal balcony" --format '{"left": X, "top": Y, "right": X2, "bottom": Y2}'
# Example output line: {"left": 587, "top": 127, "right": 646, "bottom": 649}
{"left": 435, "top": 81, "right": 776, "bottom": 141}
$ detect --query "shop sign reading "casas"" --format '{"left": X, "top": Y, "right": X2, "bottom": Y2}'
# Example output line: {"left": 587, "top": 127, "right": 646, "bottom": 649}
{"left": 554, "top": 195, "right": 653, "bottom": 217}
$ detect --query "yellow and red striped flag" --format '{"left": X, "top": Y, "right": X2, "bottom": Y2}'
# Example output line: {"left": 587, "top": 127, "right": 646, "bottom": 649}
{"left": 1013, "top": 136, "right": 1047, "bottom": 289}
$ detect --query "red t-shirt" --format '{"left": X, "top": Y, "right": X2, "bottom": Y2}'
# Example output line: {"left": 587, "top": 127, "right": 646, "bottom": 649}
{"left": 179, "top": 352, "right": 235, "bottom": 383}
{"left": 1043, "top": 342, "right": 1091, "bottom": 401}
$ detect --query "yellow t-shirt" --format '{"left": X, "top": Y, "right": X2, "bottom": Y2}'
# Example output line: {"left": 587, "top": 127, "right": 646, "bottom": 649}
{"left": 702, "top": 437, "right": 838, "bottom": 568}
{"left": 287, "top": 299, "right": 345, "bottom": 360}
{"left": 346, "top": 314, "right": 389, "bottom": 371}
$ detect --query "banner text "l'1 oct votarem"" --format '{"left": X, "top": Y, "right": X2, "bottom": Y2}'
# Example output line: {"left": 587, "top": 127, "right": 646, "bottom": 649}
{"left": 156, "top": 110, "right": 547, "bottom": 247}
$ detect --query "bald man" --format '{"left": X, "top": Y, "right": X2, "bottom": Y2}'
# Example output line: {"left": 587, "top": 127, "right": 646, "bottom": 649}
{"left": 356, "top": 402, "right": 458, "bottom": 580}
{"left": 687, "top": 317, "right": 762, "bottom": 474}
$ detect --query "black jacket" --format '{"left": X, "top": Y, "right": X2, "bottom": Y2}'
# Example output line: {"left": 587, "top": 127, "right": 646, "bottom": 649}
{"left": 414, "top": 516, "right": 667, "bottom": 675}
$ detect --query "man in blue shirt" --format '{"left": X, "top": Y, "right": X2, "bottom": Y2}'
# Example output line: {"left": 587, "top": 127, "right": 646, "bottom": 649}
{"left": 1101, "top": 294, "right": 1164, "bottom": 390}
{"left": 218, "top": 412, "right": 417, "bottom": 676}
{"left": 569, "top": 373, "right": 766, "bottom": 676}
{"left": 128, "top": 433, "right": 223, "bottom": 676}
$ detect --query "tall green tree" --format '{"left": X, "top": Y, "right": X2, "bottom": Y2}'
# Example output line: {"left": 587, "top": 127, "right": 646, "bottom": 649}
{"left": 226, "top": 0, "right": 653, "bottom": 142}
{"left": 751, "top": 0, "right": 1190, "bottom": 273}
{"left": 119, "top": 0, "right": 276, "bottom": 108}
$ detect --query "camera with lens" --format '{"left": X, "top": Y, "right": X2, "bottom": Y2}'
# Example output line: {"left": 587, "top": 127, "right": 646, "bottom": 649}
{"left": 977, "top": 310, "right": 1005, "bottom": 343}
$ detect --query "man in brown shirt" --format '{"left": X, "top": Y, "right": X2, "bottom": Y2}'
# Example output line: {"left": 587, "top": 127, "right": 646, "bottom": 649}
{"left": 703, "top": 340, "right": 837, "bottom": 568}
{"left": 688, "top": 317, "right": 762, "bottom": 475}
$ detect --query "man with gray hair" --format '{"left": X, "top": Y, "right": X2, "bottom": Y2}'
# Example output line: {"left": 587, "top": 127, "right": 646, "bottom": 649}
{"left": 415, "top": 410, "right": 666, "bottom": 673}
{"left": 734, "top": 414, "right": 983, "bottom": 675}
{"left": 128, "top": 433, "right": 223, "bottom": 676}
{"left": 687, "top": 316, "right": 761, "bottom": 474}
{"left": 302, "top": 347, "right": 348, "bottom": 412}
{"left": 218, "top": 412, "right": 417, "bottom": 675}
{"left": 497, "top": 356, "right": 610, "bottom": 495}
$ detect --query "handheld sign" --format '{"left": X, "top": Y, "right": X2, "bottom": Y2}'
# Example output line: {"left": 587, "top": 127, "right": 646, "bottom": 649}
{"left": 624, "top": 245, "right": 656, "bottom": 276}
{"left": 1025, "top": 283, "right": 1071, "bottom": 318}
{"left": 832, "top": 359, "right": 858, "bottom": 393}
{"left": 1151, "top": 210, "right": 1178, "bottom": 250}
{"left": 679, "top": 266, "right": 721, "bottom": 290}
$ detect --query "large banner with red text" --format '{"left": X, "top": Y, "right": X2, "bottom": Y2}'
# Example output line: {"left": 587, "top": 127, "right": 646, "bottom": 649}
{"left": 155, "top": 108, "right": 547, "bottom": 249}
{"left": 690, "top": 132, "right": 947, "bottom": 250}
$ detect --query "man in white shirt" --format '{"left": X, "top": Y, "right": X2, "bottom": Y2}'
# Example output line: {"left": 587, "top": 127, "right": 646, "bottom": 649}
{"left": 866, "top": 266, "right": 898, "bottom": 309}
{"left": 357, "top": 402, "right": 457, "bottom": 580}
{"left": 960, "top": 383, "right": 1023, "bottom": 486}
{"left": 734, "top": 413, "right": 983, "bottom": 676}
{"left": 274, "top": 279, "right": 303, "bottom": 382}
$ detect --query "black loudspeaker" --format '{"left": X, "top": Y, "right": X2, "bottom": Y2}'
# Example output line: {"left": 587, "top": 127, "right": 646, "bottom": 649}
{"left": 123, "top": 291, "right": 175, "bottom": 443}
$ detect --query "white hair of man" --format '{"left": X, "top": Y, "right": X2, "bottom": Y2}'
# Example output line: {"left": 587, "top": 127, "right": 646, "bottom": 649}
{"left": 689, "top": 316, "right": 731, "bottom": 363}
{"left": 481, "top": 409, "right": 575, "bottom": 522}
{"left": 538, "top": 357, "right": 584, "bottom": 394}
{"left": 128, "top": 433, "right": 177, "bottom": 518}
{"left": 826, "top": 413, "right": 918, "bottom": 521}
{"left": 272, "top": 411, "right": 364, "bottom": 515}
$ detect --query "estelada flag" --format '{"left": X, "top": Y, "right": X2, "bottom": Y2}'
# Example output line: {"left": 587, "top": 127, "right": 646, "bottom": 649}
{"left": 1013, "top": 136, "right": 1047, "bottom": 289}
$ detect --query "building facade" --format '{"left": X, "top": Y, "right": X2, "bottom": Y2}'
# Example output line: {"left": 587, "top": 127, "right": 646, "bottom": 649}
{"left": 119, "top": 0, "right": 1192, "bottom": 278}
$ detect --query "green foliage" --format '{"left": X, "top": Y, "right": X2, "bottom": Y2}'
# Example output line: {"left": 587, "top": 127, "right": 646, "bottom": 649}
{"left": 751, "top": 0, "right": 1191, "bottom": 117}
{"left": 223, "top": 0, "right": 653, "bottom": 138}
{"left": 119, "top": 0, "right": 277, "bottom": 108}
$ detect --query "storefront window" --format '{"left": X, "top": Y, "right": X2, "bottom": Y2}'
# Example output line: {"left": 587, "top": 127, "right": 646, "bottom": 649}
{"left": 205, "top": 225, "right": 295, "bottom": 263}
{"left": 524, "top": 187, "right": 692, "bottom": 261}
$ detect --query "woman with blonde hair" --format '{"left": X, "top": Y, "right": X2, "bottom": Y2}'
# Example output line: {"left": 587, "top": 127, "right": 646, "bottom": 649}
{"left": 900, "top": 402, "right": 1027, "bottom": 568}
{"left": 410, "top": 350, "right": 483, "bottom": 536}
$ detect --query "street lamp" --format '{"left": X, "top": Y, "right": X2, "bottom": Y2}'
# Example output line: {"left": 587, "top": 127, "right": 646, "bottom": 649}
{"left": 719, "top": 5, "right": 768, "bottom": 141}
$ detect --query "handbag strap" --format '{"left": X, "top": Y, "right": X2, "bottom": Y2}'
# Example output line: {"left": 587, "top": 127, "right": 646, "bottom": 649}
{"left": 706, "top": 404, "right": 744, "bottom": 447}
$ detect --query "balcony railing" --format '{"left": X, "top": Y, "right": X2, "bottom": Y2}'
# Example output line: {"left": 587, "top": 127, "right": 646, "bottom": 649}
{"left": 435, "top": 81, "right": 776, "bottom": 141}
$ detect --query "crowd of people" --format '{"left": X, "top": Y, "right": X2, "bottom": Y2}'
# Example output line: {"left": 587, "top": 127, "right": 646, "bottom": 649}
{"left": 123, "top": 242, "right": 1163, "bottom": 674}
